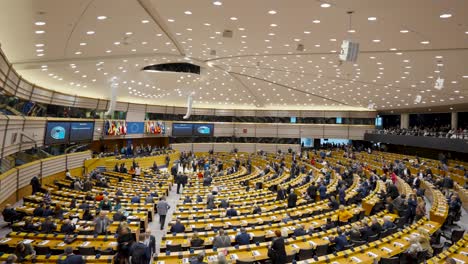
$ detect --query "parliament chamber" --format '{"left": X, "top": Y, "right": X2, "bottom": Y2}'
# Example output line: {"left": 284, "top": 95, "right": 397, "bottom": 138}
{"left": 0, "top": 1, "right": 467, "bottom": 264}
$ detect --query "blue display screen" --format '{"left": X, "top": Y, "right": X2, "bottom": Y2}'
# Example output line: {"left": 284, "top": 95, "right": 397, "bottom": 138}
{"left": 126, "top": 122, "right": 145, "bottom": 134}
{"left": 69, "top": 122, "right": 94, "bottom": 142}
{"left": 290, "top": 117, "right": 297, "bottom": 123}
{"left": 45, "top": 122, "right": 70, "bottom": 145}
{"left": 193, "top": 124, "right": 214, "bottom": 136}
{"left": 336, "top": 117, "right": 342, "bottom": 124}
{"left": 172, "top": 123, "right": 194, "bottom": 136}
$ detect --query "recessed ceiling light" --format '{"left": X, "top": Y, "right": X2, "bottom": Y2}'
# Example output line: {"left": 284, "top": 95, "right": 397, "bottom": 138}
{"left": 268, "top": 10, "right": 277, "bottom": 15}
{"left": 35, "top": 43, "right": 44, "bottom": 47}
{"left": 213, "top": 1, "right": 222, "bottom": 6}
{"left": 86, "top": 31, "right": 95, "bottom": 35}
{"left": 400, "top": 29, "right": 409, "bottom": 33}
{"left": 37, "top": 53, "right": 44, "bottom": 57}
{"left": 35, "top": 21, "right": 46, "bottom": 26}
{"left": 312, "top": 20, "right": 321, "bottom": 24}
{"left": 462, "top": 75, "right": 468, "bottom": 78}
{"left": 329, "top": 38, "right": 336, "bottom": 42}
{"left": 141, "top": 19, "right": 150, "bottom": 23}
{"left": 304, "top": 31, "right": 311, "bottom": 34}
{"left": 125, "top": 32, "right": 133, "bottom": 35}
{"left": 230, "top": 17, "right": 238, "bottom": 21}
{"left": 465, "top": 31, "right": 468, "bottom": 34}
{"left": 80, "top": 42, "right": 86, "bottom": 46}
{"left": 372, "top": 39, "right": 381, "bottom": 43}
{"left": 270, "top": 23, "right": 277, "bottom": 27}
{"left": 204, "top": 23, "right": 211, "bottom": 26}
{"left": 97, "top": 16, "right": 107, "bottom": 20}
{"left": 368, "top": 17, "right": 377, "bottom": 21}
{"left": 440, "top": 13, "right": 452, "bottom": 18}
{"left": 36, "top": 49, "right": 44, "bottom": 52}
{"left": 389, "top": 48, "right": 397, "bottom": 51}
{"left": 35, "top": 30, "right": 45, "bottom": 34}
{"left": 184, "top": 11, "right": 192, "bottom": 15}
{"left": 75, "top": 51, "right": 82, "bottom": 55}
{"left": 167, "top": 19, "right": 175, "bottom": 22}
{"left": 347, "top": 29, "right": 356, "bottom": 33}
{"left": 114, "top": 42, "right": 120, "bottom": 45}
{"left": 420, "top": 41, "right": 430, "bottom": 44}
{"left": 320, "top": 3, "right": 331, "bottom": 8}
{"left": 106, "top": 50, "right": 112, "bottom": 53}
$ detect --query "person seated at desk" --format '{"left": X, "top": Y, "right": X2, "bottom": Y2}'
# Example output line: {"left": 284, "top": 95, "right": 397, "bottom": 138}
{"left": 14, "top": 242, "right": 35, "bottom": 262}
{"left": 219, "top": 199, "right": 229, "bottom": 209}
{"left": 78, "top": 201, "right": 90, "bottom": 210}
{"left": 41, "top": 216, "right": 57, "bottom": 233}
{"left": 22, "top": 217, "right": 36, "bottom": 232}
{"left": 60, "top": 246, "right": 84, "bottom": 264}
{"left": 81, "top": 209, "right": 94, "bottom": 221}
{"left": 99, "top": 196, "right": 112, "bottom": 211}
{"left": 293, "top": 224, "right": 306, "bottom": 237}
{"left": 226, "top": 205, "right": 238, "bottom": 217}
{"left": 347, "top": 225, "right": 362, "bottom": 241}
{"left": 329, "top": 229, "right": 349, "bottom": 251}
{"left": 2, "top": 204, "right": 20, "bottom": 224}
{"left": 252, "top": 204, "right": 262, "bottom": 214}
{"left": 84, "top": 192, "right": 94, "bottom": 201}
{"left": 213, "top": 229, "right": 231, "bottom": 248}
{"left": 445, "top": 258, "right": 457, "bottom": 264}
{"left": 189, "top": 231, "right": 205, "bottom": 248}
{"left": 359, "top": 221, "right": 373, "bottom": 241}
{"left": 323, "top": 218, "right": 335, "bottom": 230}
{"left": 95, "top": 192, "right": 105, "bottom": 202}
{"left": 131, "top": 194, "right": 141, "bottom": 204}
{"left": 196, "top": 195, "right": 203, "bottom": 203}
{"left": 282, "top": 213, "right": 292, "bottom": 223}
{"left": 170, "top": 219, "right": 186, "bottom": 233}
{"left": 328, "top": 196, "right": 339, "bottom": 210}
{"left": 69, "top": 198, "right": 77, "bottom": 209}
{"left": 60, "top": 219, "right": 76, "bottom": 235}
{"left": 116, "top": 188, "right": 124, "bottom": 196}
{"left": 113, "top": 209, "right": 127, "bottom": 222}
{"left": 370, "top": 216, "right": 382, "bottom": 234}
{"left": 114, "top": 198, "right": 122, "bottom": 211}
{"left": 33, "top": 203, "right": 45, "bottom": 217}
{"left": 43, "top": 205, "right": 54, "bottom": 217}
{"left": 191, "top": 252, "right": 207, "bottom": 264}
{"left": 337, "top": 205, "right": 353, "bottom": 226}
{"left": 94, "top": 211, "right": 112, "bottom": 235}
{"left": 54, "top": 204, "right": 65, "bottom": 219}
{"left": 235, "top": 227, "right": 251, "bottom": 245}
{"left": 183, "top": 196, "right": 192, "bottom": 204}
{"left": 144, "top": 194, "right": 154, "bottom": 204}
{"left": 382, "top": 215, "right": 396, "bottom": 230}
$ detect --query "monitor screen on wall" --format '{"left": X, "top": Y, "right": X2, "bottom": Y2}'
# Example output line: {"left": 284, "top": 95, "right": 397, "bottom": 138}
{"left": 69, "top": 122, "right": 94, "bottom": 142}
{"left": 301, "top": 137, "right": 313, "bottom": 147}
{"left": 172, "top": 123, "right": 194, "bottom": 137}
{"left": 193, "top": 124, "right": 214, "bottom": 137}
{"left": 45, "top": 122, "right": 71, "bottom": 145}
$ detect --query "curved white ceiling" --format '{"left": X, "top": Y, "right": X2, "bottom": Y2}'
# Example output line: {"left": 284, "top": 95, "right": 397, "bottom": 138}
{"left": 0, "top": 0, "right": 467, "bottom": 111}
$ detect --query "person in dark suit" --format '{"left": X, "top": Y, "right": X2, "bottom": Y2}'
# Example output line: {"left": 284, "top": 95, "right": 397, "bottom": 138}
{"left": 269, "top": 230, "right": 286, "bottom": 264}
{"left": 276, "top": 187, "right": 287, "bottom": 201}
{"left": 359, "top": 222, "right": 373, "bottom": 241}
{"left": 22, "top": 217, "right": 36, "bottom": 232}
{"left": 129, "top": 234, "right": 151, "bottom": 264}
{"left": 226, "top": 205, "right": 238, "bottom": 217}
{"left": 382, "top": 216, "right": 396, "bottom": 230}
{"left": 287, "top": 190, "right": 298, "bottom": 208}
{"left": 144, "top": 230, "right": 156, "bottom": 257}
{"left": 323, "top": 218, "right": 335, "bottom": 230}
{"left": 329, "top": 230, "right": 349, "bottom": 251}
{"left": 41, "top": 216, "right": 56, "bottom": 233}
{"left": 293, "top": 224, "right": 306, "bottom": 237}
{"left": 189, "top": 232, "right": 204, "bottom": 248}
{"left": 60, "top": 219, "right": 75, "bottom": 235}
{"left": 328, "top": 196, "right": 339, "bottom": 210}
{"left": 14, "top": 242, "right": 35, "bottom": 262}
{"left": 235, "top": 228, "right": 251, "bottom": 245}
{"left": 370, "top": 217, "right": 382, "bottom": 235}
{"left": 318, "top": 183, "right": 327, "bottom": 200}
{"left": 30, "top": 176, "right": 41, "bottom": 195}
{"left": 33, "top": 203, "right": 45, "bottom": 217}
{"left": 94, "top": 211, "right": 112, "bottom": 235}
{"left": 306, "top": 183, "right": 317, "bottom": 201}
{"left": 176, "top": 174, "right": 183, "bottom": 194}
{"left": 113, "top": 210, "right": 127, "bottom": 222}
{"left": 60, "top": 246, "right": 84, "bottom": 264}
{"left": 170, "top": 219, "right": 186, "bottom": 233}
{"left": 42, "top": 206, "right": 54, "bottom": 217}
{"left": 2, "top": 204, "right": 20, "bottom": 224}
{"left": 219, "top": 199, "right": 229, "bottom": 209}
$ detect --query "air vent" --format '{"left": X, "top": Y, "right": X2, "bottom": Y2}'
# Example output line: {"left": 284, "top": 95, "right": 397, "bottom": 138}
{"left": 142, "top": 63, "right": 200, "bottom": 74}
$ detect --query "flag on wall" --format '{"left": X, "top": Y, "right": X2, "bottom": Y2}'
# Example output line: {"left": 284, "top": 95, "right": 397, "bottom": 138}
{"left": 105, "top": 120, "right": 127, "bottom": 136}
{"left": 145, "top": 121, "right": 165, "bottom": 135}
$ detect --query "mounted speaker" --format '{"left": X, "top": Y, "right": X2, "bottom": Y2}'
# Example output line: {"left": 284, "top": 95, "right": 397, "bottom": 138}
{"left": 339, "top": 40, "right": 359, "bottom": 62}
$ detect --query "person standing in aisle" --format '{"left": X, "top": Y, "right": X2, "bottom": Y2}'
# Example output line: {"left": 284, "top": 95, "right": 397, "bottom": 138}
{"left": 156, "top": 196, "right": 170, "bottom": 230}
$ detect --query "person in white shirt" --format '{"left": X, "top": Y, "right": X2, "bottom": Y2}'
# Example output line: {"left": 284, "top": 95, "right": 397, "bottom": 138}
{"left": 135, "top": 167, "right": 141, "bottom": 177}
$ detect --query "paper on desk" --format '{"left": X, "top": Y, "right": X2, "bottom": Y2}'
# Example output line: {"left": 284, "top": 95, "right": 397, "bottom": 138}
{"left": 109, "top": 242, "right": 118, "bottom": 246}
{"left": 38, "top": 240, "right": 50, "bottom": 245}
{"left": 381, "top": 247, "right": 392, "bottom": 253}
{"left": 0, "top": 238, "right": 12, "bottom": 243}
{"left": 156, "top": 261, "right": 165, "bottom": 264}
{"left": 191, "top": 225, "right": 196, "bottom": 228}
{"left": 367, "top": 252, "right": 378, "bottom": 258}
{"left": 166, "top": 240, "right": 172, "bottom": 245}
{"left": 58, "top": 242, "right": 66, "bottom": 247}
{"left": 230, "top": 235, "right": 235, "bottom": 240}
{"left": 452, "top": 258, "right": 465, "bottom": 264}
{"left": 209, "top": 237, "right": 214, "bottom": 241}
{"left": 22, "top": 239, "right": 34, "bottom": 244}
{"left": 81, "top": 241, "right": 90, "bottom": 247}
{"left": 291, "top": 244, "right": 299, "bottom": 249}
{"left": 461, "top": 251, "right": 468, "bottom": 256}
{"left": 351, "top": 256, "right": 362, "bottom": 263}
{"left": 230, "top": 254, "right": 238, "bottom": 260}
{"left": 251, "top": 250, "right": 261, "bottom": 257}
{"left": 207, "top": 255, "right": 218, "bottom": 262}
{"left": 393, "top": 242, "right": 404, "bottom": 247}
{"left": 226, "top": 222, "right": 232, "bottom": 226}
{"left": 182, "top": 258, "right": 190, "bottom": 264}
{"left": 309, "top": 241, "right": 316, "bottom": 247}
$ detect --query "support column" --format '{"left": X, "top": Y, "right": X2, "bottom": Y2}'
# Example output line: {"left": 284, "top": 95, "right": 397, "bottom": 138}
{"left": 400, "top": 113, "right": 409, "bottom": 129}
{"left": 451, "top": 112, "right": 458, "bottom": 130}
